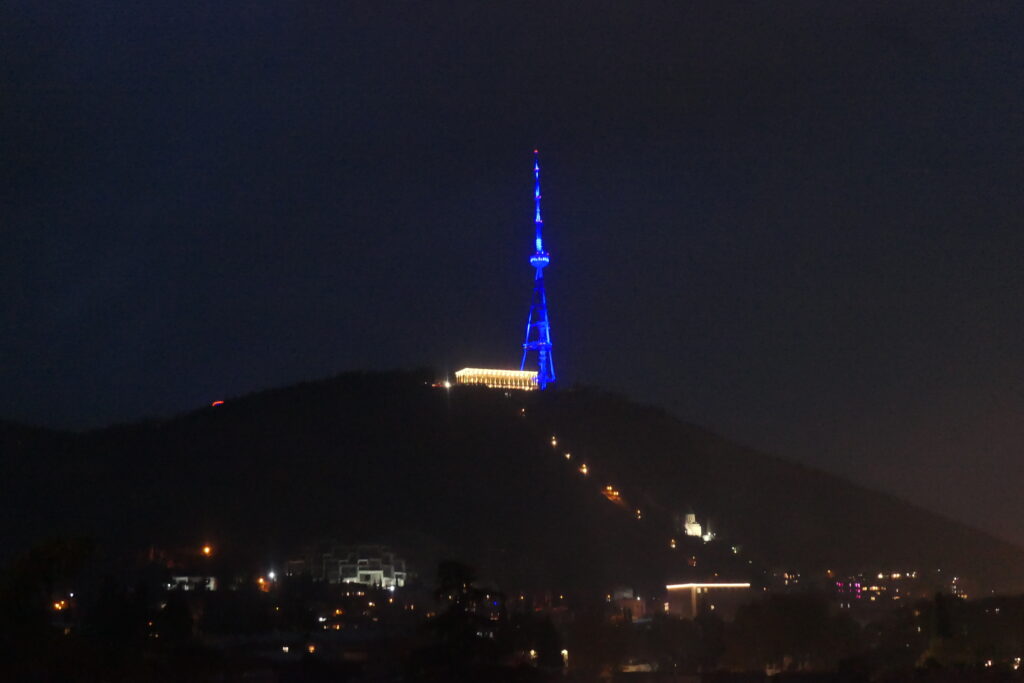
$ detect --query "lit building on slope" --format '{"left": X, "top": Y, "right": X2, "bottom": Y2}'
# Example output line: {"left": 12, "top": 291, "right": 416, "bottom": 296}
{"left": 454, "top": 368, "right": 539, "bottom": 391}
{"left": 287, "top": 544, "right": 408, "bottom": 590}
{"left": 682, "top": 513, "right": 702, "bottom": 538}
{"left": 664, "top": 582, "right": 751, "bottom": 620}
{"left": 675, "top": 512, "right": 716, "bottom": 542}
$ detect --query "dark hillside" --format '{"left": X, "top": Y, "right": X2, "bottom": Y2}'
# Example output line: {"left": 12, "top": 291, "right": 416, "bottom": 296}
{"left": 535, "top": 390, "right": 1024, "bottom": 590}
{"left": 2, "top": 372, "right": 1021, "bottom": 593}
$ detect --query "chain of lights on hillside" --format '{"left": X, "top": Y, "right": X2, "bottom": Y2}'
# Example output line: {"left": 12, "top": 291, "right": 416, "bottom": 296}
{"left": 529, "top": 408, "right": 686, "bottom": 554}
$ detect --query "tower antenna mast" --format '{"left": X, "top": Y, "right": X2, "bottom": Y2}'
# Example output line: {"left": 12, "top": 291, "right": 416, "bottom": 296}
{"left": 520, "top": 150, "right": 556, "bottom": 389}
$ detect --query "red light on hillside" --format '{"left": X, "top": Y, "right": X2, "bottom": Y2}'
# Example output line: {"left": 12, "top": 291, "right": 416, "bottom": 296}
{"left": 211, "top": 400, "right": 224, "bottom": 407}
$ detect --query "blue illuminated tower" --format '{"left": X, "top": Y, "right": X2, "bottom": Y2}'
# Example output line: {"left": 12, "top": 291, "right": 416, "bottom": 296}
{"left": 520, "top": 150, "right": 556, "bottom": 389}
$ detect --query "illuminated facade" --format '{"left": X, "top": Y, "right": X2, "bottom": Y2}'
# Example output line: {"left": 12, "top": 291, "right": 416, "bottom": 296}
{"left": 287, "top": 544, "right": 408, "bottom": 590}
{"left": 664, "top": 582, "right": 751, "bottom": 619}
{"left": 683, "top": 513, "right": 703, "bottom": 538}
{"left": 455, "top": 368, "right": 539, "bottom": 391}
{"left": 170, "top": 575, "right": 217, "bottom": 591}
{"left": 520, "top": 151, "right": 556, "bottom": 389}
{"left": 676, "top": 512, "right": 716, "bottom": 542}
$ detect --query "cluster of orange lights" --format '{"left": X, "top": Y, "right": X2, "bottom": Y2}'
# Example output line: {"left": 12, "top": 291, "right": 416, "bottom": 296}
{"left": 53, "top": 599, "right": 68, "bottom": 611}
{"left": 601, "top": 485, "right": 622, "bottom": 503}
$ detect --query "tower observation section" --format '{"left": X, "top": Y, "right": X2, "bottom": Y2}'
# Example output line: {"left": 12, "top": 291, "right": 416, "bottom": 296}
{"left": 520, "top": 151, "right": 556, "bottom": 389}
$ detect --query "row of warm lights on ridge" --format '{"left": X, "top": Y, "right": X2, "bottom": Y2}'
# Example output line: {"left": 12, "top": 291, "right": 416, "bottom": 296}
{"left": 549, "top": 434, "right": 635, "bottom": 513}
{"left": 548, "top": 430, "right": 712, "bottom": 557}
{"left": 545, "top": 431, "right": 682, "bottom": 553}
{"left": 540, "top": 428, "right": 668, "bottom": 601}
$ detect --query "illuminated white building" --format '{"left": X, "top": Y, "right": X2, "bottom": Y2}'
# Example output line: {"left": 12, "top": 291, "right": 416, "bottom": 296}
{"left": 664, "top": 582, "right": 751, "bottom": 619}
{"left": 287, "top": 544, "right": 408, "bottom": 590}
{"left": 454, "top": 368, "right": 538, "bottom": 391}
{"left": 170, "top": 575, "right": 217, "bottom": 591}
{"left": 677, "top": 512, "right": 715, "bottom": 542}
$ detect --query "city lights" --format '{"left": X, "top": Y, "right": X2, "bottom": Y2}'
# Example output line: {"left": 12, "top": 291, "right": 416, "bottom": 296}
{"left": 666, "top": 582, "right": 751, "bottom": 590}
{"left": 7, "top": 9, "right": 1016, "bottom": 679}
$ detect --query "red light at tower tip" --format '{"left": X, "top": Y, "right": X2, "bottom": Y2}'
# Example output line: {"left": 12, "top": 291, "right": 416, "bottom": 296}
{"left": 533, "top": 149, "right": 538, "bottom": 154}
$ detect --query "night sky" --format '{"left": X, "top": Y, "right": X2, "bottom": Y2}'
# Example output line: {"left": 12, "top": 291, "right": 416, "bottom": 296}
{"left": 4, "top": 3, "right": 1024, "bottom": 545}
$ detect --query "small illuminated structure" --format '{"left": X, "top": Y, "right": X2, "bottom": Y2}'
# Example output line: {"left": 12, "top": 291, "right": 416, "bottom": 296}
{"left": 683, "top": 513, "right": 702, "bottom": 538}
{"left": 578, "top": 463, "right": 588, "bottom": 476}
{"left": 665, "top": 582, "right": 751, "bottom": 619}
{"left": 454, "top": 368, "right": 539, "bottom": 391}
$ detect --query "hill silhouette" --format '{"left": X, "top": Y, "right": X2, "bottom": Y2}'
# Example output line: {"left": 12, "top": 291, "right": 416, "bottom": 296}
{"left": 3, "top": 370, "right": 1022, "bottom": 594}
